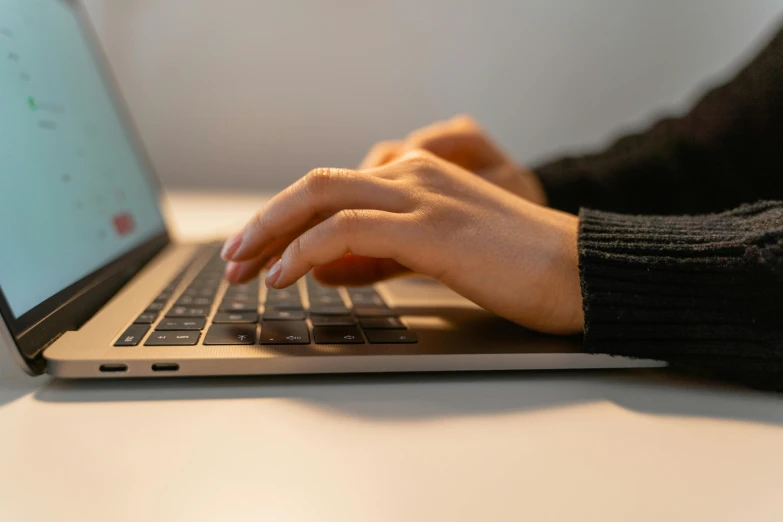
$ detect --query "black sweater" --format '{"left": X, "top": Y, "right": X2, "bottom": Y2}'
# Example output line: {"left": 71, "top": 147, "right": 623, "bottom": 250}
{"left": 533, "top": 23, "right": 783, "bottom": 386}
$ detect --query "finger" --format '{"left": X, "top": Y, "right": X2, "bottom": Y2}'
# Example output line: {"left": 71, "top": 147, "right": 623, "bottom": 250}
{"left": 266, "top": 209, "right": 413, "bottom": 288}
{"left": 225, "top": 250, "right": 284, "bottom": 284}
{"left": 224, "top": 258, "right": 268, "bottom": 284}
{"left": 405, "top": 129, "right": 504, "bottom": 172}
{"left": 226, "top": 168, "right": 408, "bottom": 262}
{"left": 312, "top": 254, "right": 411, "bottom": 286}
{"left": 223, "top": 234, "right": 292, "bottom": 283}
{"left": 358, "top": 140, "right": 403, "bottom": 169}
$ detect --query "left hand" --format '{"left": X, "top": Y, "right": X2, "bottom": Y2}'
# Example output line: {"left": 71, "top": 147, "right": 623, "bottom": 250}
{"left": 221, "top": 150, "right": 583, "bottom": 334}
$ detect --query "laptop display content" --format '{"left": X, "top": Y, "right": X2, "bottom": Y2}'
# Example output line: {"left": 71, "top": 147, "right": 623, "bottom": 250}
{"left": 0, "top": 0, "right": 166, "bottom": 320}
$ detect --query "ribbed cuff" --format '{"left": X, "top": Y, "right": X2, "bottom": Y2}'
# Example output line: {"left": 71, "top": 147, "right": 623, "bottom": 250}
{"left": 577, "top": 202, "right": 783, "bottom": 365}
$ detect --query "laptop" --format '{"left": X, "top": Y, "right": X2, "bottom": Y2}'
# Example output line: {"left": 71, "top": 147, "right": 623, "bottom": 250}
{"left": 0, "top": 0, "right": 664, "bottom": 378}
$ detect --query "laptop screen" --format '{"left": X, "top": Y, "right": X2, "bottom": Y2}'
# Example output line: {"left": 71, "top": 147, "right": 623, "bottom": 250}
{"left": 0, "top": 0, "right": 166, "bottom": 319}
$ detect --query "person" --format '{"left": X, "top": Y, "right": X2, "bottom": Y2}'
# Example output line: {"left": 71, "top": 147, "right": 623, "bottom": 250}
{"left": 221, "top": 24, "right": 783, "bottom": 387}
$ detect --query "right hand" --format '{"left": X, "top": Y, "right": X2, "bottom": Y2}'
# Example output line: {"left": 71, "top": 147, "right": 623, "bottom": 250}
{"left": 222, "top": 150, "right": 583, "bottom": 334}
{"left": 308, "top": 115, "right": 549, "bottom": 286}
{"left": 358, "top": 114, "right": 548, "bottom": 205}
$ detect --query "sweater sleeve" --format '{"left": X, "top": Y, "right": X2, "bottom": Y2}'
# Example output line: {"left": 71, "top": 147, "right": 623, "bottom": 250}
{"left": 534, "top": 24, "right": 783, "bottom": 216}
{"left": 578, "top": 201, "right": 783, "bottom": 384}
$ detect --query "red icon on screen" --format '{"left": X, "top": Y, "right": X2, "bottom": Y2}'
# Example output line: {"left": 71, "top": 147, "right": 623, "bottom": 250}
{"left": 112, "top": 212, "right": 136, "bottom": 237}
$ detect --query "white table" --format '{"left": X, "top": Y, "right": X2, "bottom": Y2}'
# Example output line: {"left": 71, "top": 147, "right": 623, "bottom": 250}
{"left": 1, "top": 192, "right": 782, "bottom": 522}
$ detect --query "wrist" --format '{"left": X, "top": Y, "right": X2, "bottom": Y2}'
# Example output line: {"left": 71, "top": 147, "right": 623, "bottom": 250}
{"left": 539, "top": 210, "right": 583, "bottom": 334}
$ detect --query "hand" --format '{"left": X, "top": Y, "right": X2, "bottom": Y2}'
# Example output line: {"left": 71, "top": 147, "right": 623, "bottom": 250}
{"left": 222, "top": 150, "right": 583, "bottom": 334}
{"left": 312, "top": 115, "right": 549, "bottom": 285}
{"left": 358, "top": 114, "right": 548, "bottom": 205}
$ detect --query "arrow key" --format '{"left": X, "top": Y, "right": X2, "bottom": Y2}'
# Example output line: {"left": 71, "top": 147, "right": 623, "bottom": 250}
{"left": 313, "top": 326, "right": 364, "bottom": 345}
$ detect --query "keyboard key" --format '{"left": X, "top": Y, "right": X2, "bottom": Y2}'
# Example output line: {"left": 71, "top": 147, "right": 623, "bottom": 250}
{"left": 264, "top": 302, "right": 304, "bottom": 311}
{"left": 144, "top": 331, "right": 201, "bottom": 346}
{"left": 177, "top": 296, "right": 213, "bottom": 307}
{"left": 154, "top": 292, "right": 172, "bottom": 302}
{"left": 134, "top": 312, "right": 158, "bottom": 324}
{"left": 309, "top": 294, "right": 344, "bottom": 306}
{"left": 348, "top": 293, "right": 385, "bottom": 306}
{"left": 225, "top": 284, "right": 259, "bottom": 297}
{"left": 115, "top": 324, "right": 149, "bottom": 346}
{"left": 346, "top": 286, "right": 376, "bottom": 295}
{"left": 365, "top": 330, "right": 418, "bottom": 344}
{"left": 313, "top": 326, "right": 364, "bottom": 344}
{"left": 265, "top": 289, "right": 299, "bottom": 300}
{"left": 219, "top": 300, "right": 257, "bottom": 312}
{"left": 310, "top": 315, "right": 356, "bottom": 326}
{"left": 359, "top": 317, "right": 405, "bottom": 329}
{"left": 203, "top": 324, "right": 256, "bottom": 345}
{"left": 259, "top": 321, "right": 310, "bottom": 344}
{"left": 156, "top": 318, "right": 206, "bottom": 331}
{"left": 305, "top": 282, "right": 340, "bottom": 298}
{"left": 263, "top": 309, "right": 306, "bottom": 321}
{"left": 307, "top": 288, "right": 341, "bottom": 299}
{"left": 309, "top": 305, "right": 350, "bottom": 316}
{"left": 166, "top": 306, "right": 210, "bottom": 318}
{"left": 227, "top": 281, "right": 260, "bottom": 290}
{"left": 354, "top": 306, "right": 396, "bottom": 317}
{"left": 145, "top": 302, "right": 165, "bottom": 313}
{"left": 175, "top": 295, "right": 196, "bottom": 305}
{"left": 225, "top": 292, "right": 257, "bottom": 302}
{"left": 213, "top": 312, "right": 259, "bottom": 324}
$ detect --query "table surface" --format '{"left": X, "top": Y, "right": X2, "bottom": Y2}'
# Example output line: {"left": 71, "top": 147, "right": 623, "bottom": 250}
{"left": 1, "top": 192, "right": 782, "bottom": 522}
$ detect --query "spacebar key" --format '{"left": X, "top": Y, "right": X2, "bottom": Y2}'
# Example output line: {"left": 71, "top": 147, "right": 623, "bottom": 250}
{"left": 144, "top": 331, "right": 200, "bottom": 346}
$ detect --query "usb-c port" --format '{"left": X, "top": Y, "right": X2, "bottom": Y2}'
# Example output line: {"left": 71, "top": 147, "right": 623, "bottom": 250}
{"left": 99, "top": 363, "right": 128, "bottom": 373}
{"left": 152, "top": 363, "right": 179, "bottom": 372}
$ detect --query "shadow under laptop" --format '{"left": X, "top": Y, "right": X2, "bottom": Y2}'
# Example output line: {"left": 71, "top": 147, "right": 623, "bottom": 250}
{"left": 33, "top": 369, "right": 783, "bottom": 427}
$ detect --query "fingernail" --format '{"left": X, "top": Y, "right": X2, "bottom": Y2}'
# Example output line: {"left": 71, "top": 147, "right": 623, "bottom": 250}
{"left": 265, "top": 259, "right": 283, "bottom": 288}
{"left": 221, "top": 234, "right": 242, "bottom": 260}
{"left": 224, "top": 261, "right": 240, "bottom": 281}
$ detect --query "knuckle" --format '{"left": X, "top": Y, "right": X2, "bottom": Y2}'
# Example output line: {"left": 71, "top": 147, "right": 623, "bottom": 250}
{"left": 304, "top": 167, "right": 339, "bottom": 197}
{"left": 333, "top": 209, "right": 363, "bottom": 236}
{"left": 400, "top": 149, "right": 442, "bottom": 175}
{"left": 451, "top": 113, "right": 477, "bottom": 128}
{"left": 403, "top": 148, "right": 437, "bottom": 164}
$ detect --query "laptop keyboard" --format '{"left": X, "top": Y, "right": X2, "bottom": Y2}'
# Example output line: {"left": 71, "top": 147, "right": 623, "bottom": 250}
{"left": 114, "top": 246, "right": 417, "bottom": 347}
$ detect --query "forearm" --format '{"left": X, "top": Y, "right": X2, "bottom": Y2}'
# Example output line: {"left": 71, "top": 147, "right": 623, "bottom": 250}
{"left": 577, "top": 201, "right": 783, "bottom": 383}
{"left": 535, "top": 26, "right": 783, "bottom": 215}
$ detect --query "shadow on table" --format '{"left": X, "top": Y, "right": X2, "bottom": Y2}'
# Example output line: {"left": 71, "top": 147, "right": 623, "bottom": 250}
{"left": 34, "top": 369, "right": 783, "bottom": 426}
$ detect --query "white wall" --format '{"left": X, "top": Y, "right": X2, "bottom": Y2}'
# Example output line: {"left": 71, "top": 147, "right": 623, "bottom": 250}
{"left": 81, "top": 0, "right": 783, "bottom": 191}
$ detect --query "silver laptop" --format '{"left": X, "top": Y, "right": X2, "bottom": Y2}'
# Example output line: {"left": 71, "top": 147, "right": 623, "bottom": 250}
{"left": 0, "top": 0, "right": 663, "bottom": 378}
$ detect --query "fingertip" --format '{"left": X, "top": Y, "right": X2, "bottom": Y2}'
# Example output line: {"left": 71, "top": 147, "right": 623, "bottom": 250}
{"left": 221, "top": 233, "right": 242, "bottom": 260}
{"left": 223, "top": 261, "right": 240, "bottom": 283}
{"left": 264, "top": 259, "right": 283, "bottom": 288}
